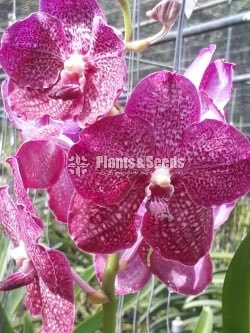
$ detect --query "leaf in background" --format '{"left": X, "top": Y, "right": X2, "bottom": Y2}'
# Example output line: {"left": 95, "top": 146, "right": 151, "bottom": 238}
{"left": 6, "top": 288, "right": 25, "bottom": 319}
{"left": 23, "top": 315, "right": 34, "bottom": 333}
{"left": 192, "top": 306, "right": 213, "bottom": 333}
{"left": 74, "top": 310, "right": 102, "bottom": 333}
{"left": 222, "top": 233, "right": 250, "bottom": 333}
{"left": 0, "top": 237, "right": 11, "bottom": 280}
{"left": 0, "top": 303, "right": 13, "bottom": 333}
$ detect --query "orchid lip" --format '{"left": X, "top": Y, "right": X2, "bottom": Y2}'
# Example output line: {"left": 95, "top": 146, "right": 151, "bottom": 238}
{"left": 62, "top": 53, "right": 86, "bottom": 91}
{"left": 10, "top": 241, "right": 29, "bottom": 263}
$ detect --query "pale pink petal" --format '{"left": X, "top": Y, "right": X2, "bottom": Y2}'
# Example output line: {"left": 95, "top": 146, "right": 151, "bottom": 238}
{"left": 95, "top": 251, "right": 151, "bottom": 295}
{"left": 141, "top": 182, "right": 214, "bottom": 266}
{"left": 213, "top": 201, "right": 236, "bottom": 229}
{"left": 200, "top": 60, "right": 235, "bottom": 113}
{"left": 39, "top": 250, "right": 74, "bottom": 333}
{"left": 200, "top": 91, "right": 225, "bottom": 121}
{"left": 184, "top": 44, "right": 216, "bottom": 88}
{"left": 150, "top": 252, "right": 213, "bottom": 295}
{"left": 0, "top": 187, "right": 20, "bottom": 245}
{"left": 67, "top": 114, "right": 154, "bottom": 205}
{"left": 40, "top": 0, "right": 105, "bottom": 54}
{"left": 48, "top": 169, "right": 74, "bottom": 223}
{"left": 0, "top": 13, "right": 68, "bottom": 89}
{"left": 125, "top": 71, "right": 200, "bottom": 157}
{"left": 0, "top": 270, "right": 35, "bottom": 291}
{"left": 179, "top": 119, "right": 250, "bottom": 207}
{"left": 25, "top": 278, "right": 43, "bottom": 316}
{"left": 68, "top": 190, "right": 144, "bottom": 254}
{"left": 16, "top": 139, "right": 65, "bottom": 189}
{"left": 2, "top": 79, "right": 82, "bottom": 123}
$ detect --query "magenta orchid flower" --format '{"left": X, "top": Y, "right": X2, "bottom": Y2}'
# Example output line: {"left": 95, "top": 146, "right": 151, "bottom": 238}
{"left": 0, "top": 157, "right": 75, "bottom": 333}
{"left": 67, "top": 67, "right": 250, "bottom": 267}
{"left": 0, "top": 0, "right": 126, "bottom": 127}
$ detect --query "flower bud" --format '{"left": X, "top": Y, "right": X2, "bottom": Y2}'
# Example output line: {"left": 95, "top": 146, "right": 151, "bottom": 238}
{"left": 146, "top": 0, "right": 181, "bottom": 28}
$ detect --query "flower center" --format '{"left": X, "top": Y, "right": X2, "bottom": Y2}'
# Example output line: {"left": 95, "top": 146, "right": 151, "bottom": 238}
{"left": 10, "top": 240, "right": 30, "bottom": 269}
{"left": 145, "top": 167, "right": 174, "bottom": 221}
{"left": 61, "top": 54, "right": 86, "bottom": 90}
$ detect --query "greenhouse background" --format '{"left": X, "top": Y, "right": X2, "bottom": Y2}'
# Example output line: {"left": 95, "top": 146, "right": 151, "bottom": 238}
{"left": 0, "top": 0, "right": 250, "bottom": 332}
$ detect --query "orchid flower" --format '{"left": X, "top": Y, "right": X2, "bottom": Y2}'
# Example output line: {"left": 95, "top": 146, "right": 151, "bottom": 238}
{"left": 67, "top": 66, "right": 250, "bottom": 268}
{"left": 0, "top": 158, "right": 75, "bottom": 333}
{"left": 0, "top": 0, "right": 126, "bottom": 127}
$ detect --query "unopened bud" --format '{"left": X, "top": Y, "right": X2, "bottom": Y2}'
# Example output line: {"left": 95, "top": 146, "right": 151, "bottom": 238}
{"left": 146, "top": 0, "right": 181, "bottom": 28}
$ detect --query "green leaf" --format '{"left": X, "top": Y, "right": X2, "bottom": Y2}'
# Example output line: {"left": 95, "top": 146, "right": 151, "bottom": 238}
{"left": 6, "top": 287, "right": 25, "bottom": 319}
{"left": 23, "top": 315, "right": 34, "bottom": 333}
{"left": 192, "top": 306, "right": 213, "bottom": 333}
{"left": 222, "top": 233, "right": 250, "bottom": 333}
{"left": 74, "top": 310, "right": 103, "bottom": 333}
{"left": 0, "top": 303, "right": 13, "bottom": 333}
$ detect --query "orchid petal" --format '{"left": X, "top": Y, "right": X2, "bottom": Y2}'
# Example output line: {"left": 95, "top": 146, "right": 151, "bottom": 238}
{"left": 39, "top": 250, "right": 74, "bottom": 333}
{"left": 0, "top": 13, "right": 68, "bottom": 89}
{"left": 200, "top": 60, "right": 235, "bottom": 113}
{"left": 184, "top": 44, "right": 216, "bottom": 88}
{"left": 179, "top": 119, "right": 250, "bottom": 207}
{"left": 79, "top": 17, "right": 126, "bottom": 126}
{"left": 68, "top": 114, "right": 154, "bottom": 205}
{"left": 0, "top": 270, "right": 35, "bottom": 291}
{"left": 0, "top": 187, "right": 20, "bottom": 245}
{"left": 213, "top": 201, "right": 236, "bottom": 229}
{"left": 141, "top": 182, "right": 214, "bottom": 266}
{"left": 48, "top": 169, "right": 74, "bottom": 223}
{"left": 95, "top": 250, "right": 151, "bottom": 295}
{"left": 150, "top": 252, "right": 213, "bottom": 295}
{"left": 68, "top": 190, "right": 144, "bottom": 254}
{"left": 2, "top": 79, "right": 81, "bottom": 123}
{"left": 200, "top": 91, "right": 225, "bottom": 121}
{"left": 125, "top": 71, "right": 200, "bottom": 158}
{"left": 25, "top": 278, "right": 43, "bottom": 316}
{"left": 16, "top": 138, "right": 65, "bottom": 189}
{"left": 40, "top": 0, "right": 105, "bottom": 54}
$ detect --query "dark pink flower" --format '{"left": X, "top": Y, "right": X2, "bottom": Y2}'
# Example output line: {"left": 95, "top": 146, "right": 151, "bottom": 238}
{"left": 0, "top": 0, "right": 126, "bottom": 127}
{"left": 0, "top": 157, "right": 75, "bottom": 333}
{"left": 67, "top": 68, "right": 250, "bottom": 266}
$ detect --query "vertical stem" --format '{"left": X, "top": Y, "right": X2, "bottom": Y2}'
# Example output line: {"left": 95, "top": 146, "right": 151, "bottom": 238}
{"left": 118, "top": 0, "right": 133, "bottom": 42}
{"left": 101, "top": 253, "right": 120, "bottom": 333}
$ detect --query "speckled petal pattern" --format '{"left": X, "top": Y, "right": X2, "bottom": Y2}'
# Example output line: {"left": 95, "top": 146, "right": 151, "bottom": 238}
{"left": 68, "top": 190, "right": 144, "bottom": 253}
{"left": 68, "top": 114, "right": 154, "bottom": 205}
{"left": 179, "top": 119, "right": 250, "bottom": 207}
{"left": 141, "top": 182, "right": 214, "bottom": 266}
{"left": 25, "top": 278, "right": 43, "bottom": 316}
{"left": 0, "top": 13, "right": 68, "bottom": 89}
{"left": 125, "top": 71, "right": 200, "bottom": 158}
{"left": 0, "top": 270, "right": 35, "bottom": 291}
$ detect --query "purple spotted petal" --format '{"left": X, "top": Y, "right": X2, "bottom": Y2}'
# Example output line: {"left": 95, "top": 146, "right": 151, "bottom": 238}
{"left": 179, "top": 119, "right": 250, "bottom": 207}
{"left": 150, "top": 252, "right": 213, "bottom": 295}
{"left": 16, "top": 138, "right": 65, "bottom": 189}
{"left": 2, "top": 79, "right": 82, "bottom": 123}
{"left": 40, "top": 0, "right": 105, "bottom": 54}
{"left": 0, "top": 187, "right": 20, "bottom": 245}
{"left": 141, "top": 182, "right": 214, "bottom": 266}
{"left": 95, "top": 251, "right": 151, "bottom": 295}
{"left": 213, "top": 202, "right": 236, "bottom": 229}
{"left": 68, "top": 190, "right": 144, "bottom": 254}
{"left": 0, "top": 270, "right": 36, "bottom": 291}
{"left": 125, "top": 71, "right": 200, "bottom": 158}
{"left": 200, "top": 60, "right": 235, "bottom": 113}
{"left": 38, "top": 250, "right": 74, "bottom": 333}
{"left": 200, "top": 91, "right": 225, "bottom": 121}
{"left": 48, "top": 169, "right": 74, "bottom": 223}
{"left": 25, "top": 278, "right": 43, "bottom": 316}
{"left": 0, "top": 13, "right": 68, "bottom": 89}
{"left": 78, "top": 17, "right": 126, "bottom": 126}
{"left": 184, "top": 44, "right": 216, "bottom": 88}
{"left": 68, "top": 114, "right": 154, "bottom": 205}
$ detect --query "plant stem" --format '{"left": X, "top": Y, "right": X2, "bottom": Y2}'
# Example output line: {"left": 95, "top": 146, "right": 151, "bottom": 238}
{"left": 101, "top": 253, "right": 120, "bottom": 333}
{"left": 117, "top": 0, "right": 133, "bottom": 43}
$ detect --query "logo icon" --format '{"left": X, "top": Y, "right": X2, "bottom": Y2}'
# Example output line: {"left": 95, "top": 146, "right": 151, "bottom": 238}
{"left": 68, "top": 154, "right": 90, "bottom": 177}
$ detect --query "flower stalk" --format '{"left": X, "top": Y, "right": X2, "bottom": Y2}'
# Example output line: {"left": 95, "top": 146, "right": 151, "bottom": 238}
{"left": 117, "top": 0, "right": 133, "bottom": 43}
{"left": 101, "top": 253, "right": 120, "bottom": 333}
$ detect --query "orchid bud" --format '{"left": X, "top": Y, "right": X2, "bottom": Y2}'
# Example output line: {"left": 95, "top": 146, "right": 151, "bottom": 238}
{"left": 146, "top": 0, "right": 181, "bottom": 28}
